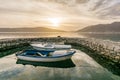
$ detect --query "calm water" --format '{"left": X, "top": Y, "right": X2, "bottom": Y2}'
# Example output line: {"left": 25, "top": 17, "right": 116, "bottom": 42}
{"left": 0, "top": 32, "right": 120, "bottom": 42}
{"left": 0, "top": 50, "right": 119, "bottom": 80}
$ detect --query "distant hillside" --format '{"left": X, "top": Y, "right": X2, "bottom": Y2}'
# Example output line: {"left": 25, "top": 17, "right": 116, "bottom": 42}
{"left": 0, "top": 27, "right": 64, "bottom": 32}
{"left": 78, "top": 22, "right": 120, "bottom": 32}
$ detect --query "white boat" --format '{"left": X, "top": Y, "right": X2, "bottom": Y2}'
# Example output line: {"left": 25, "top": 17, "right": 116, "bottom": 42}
{"left": 31, "top": 43, "right": 72, "bottom": 51}
{"left": 16, "top": 50, "right": 76, "bottom": 62}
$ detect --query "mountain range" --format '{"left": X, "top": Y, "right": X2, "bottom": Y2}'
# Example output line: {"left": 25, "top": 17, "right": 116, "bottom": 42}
{"left": 0, "top": 27, "right": 64, "bottom": 32}
{"left": 78, "top": 22, "right": 120, "bottom": 32}
{"left": 0, "top": 22, "right": 120, "bottom": 32}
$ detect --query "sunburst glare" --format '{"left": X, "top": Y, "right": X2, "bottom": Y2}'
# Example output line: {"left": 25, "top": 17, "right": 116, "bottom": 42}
{"left": 47, "top": 18, "right": 61, "bottom": 27}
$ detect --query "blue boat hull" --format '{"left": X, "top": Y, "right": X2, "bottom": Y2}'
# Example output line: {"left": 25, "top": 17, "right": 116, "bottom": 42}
{"left": 16, "top": 50, "right": 76, "bottom": 62}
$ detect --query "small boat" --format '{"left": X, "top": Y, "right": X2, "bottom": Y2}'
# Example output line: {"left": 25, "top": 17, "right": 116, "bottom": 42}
{"left": 16, "top": 50, "right": 76, "bottom": 62}
{"left": 31, "top": 43, "right": 72, "bottom": 51}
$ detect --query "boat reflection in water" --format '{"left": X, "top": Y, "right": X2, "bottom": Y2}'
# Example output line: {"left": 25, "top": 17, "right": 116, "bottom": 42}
{"left": 16, "top": 59, "right": 75, "bottom": 68}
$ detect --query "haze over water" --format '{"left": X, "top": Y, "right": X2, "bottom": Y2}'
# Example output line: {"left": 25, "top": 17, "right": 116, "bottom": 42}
{"left": 0, "top": 32, "right": 120, "bottom": 42}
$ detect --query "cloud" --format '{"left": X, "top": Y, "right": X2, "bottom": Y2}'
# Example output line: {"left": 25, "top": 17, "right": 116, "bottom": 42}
{"left": 89, "top": 0, "right": 120, "bottom": 19}
{"left": 0, "top": 0, "right": 120, "bottom": 30}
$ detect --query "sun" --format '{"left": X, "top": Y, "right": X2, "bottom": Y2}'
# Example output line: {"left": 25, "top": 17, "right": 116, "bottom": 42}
{"left": 48, "top": 18, "right": 61, "bottom": 27}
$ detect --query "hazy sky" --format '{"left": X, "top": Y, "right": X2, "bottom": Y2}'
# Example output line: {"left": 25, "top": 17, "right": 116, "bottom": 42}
{"left": 0, "top": 0, "right": 120, "bottom": 31}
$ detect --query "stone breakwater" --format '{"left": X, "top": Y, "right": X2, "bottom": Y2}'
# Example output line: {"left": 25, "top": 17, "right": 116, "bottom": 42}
{"left": 66, "top": 38, "right": 120, "bottom": 63}
{"left": 0, "top": 39, "right": 30, "bottom": 57}
{"left": 0, "top": 37, "right": 120, "bottom": 63}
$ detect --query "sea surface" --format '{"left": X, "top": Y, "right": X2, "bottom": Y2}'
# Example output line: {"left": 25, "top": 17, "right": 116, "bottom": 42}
{"left": 0, "top": 32, "right": 120, "bottom": 42}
